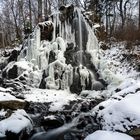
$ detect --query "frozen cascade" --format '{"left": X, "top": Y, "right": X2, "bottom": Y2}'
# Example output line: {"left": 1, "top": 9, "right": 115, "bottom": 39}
{"left": 18, "top": 5, "right": 106, "bottom": 92}
{"left": 77, "top": 8, "right": 83, "bottom": 64}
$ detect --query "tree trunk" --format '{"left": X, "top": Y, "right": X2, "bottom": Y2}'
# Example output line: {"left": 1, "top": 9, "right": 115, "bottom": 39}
{"left": 138, "top": 0, "right": 140, "bottom": 31}
{"left": 29, "top": 0, "right": 32, "bottom": 31}
{"left": 38, "top": 0, "right": 42, "bottom": 22}
{"left": 119, "top": 0, "right": 124, "bottom": 29}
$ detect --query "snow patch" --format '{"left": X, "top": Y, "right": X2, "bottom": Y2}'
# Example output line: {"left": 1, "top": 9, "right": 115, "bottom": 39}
{"left": 85, "top": 130, "right": 134, "bottom": 140}
{"left": 93, "top": 91, "right": 140, "bottom": 132}
{"left": 0, "top": 109, "right": 33, "bottom": 134}
{"left": 24, "top": 88, "right": 78, "bottom": 111}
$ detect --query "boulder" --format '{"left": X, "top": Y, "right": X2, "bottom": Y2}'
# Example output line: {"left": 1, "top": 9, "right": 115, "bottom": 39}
{"left": 41, "top": 115, "right": 64, "bottom": 130}
{"left": 0, "top": 110, "right": 33, "bottom": 140}
{"left": 6, "top": 65, "right": 18, "bottom": 79}
{"left": 127, "top": 127, "right": 140, "bottom": 136}
{"left": 8, "top": 49, "right": 20, "bottom": 63}
{"left": 0, "top": 100, "right": 27, "bottom": 110}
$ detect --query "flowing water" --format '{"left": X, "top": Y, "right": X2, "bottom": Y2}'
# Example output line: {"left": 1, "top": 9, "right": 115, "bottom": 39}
{"left": 77, "top": 8, "right": 83, "bottom": 65}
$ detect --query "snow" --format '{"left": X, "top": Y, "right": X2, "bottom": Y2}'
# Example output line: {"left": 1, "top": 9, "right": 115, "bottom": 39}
{"left": 80, "top": 90, "right": 104, "bottom": 99}
{"left": 16, "top": 59, "right": 33, "bottom": 72}
{"left": 0, "top": 87, "right": 11, "bottom": 92}
{"left": 0, "top": 109, "right": 33, "bottom": 134}
{"left": 56, "top": 37, "right": 66, "bottom": 52}
{"left": 93, "top": 24, "right": 100, "bottom": 29}
{"left": 4, "top": 58, "right": 34, "bottom": 77}
{"left": 98, "top": 43, "right": 139, "bottom": 85}
{"left": 38, "top": 21, "right": 53, "bottom": 28}
{"left": 93, "top": 90, "right": 140, "bottom": 132}
{"left": 0, "top": 109, "right": 6, "bottom": 117}
{"left": 0, "top": 132, "right": 6, "bottom": 138}
{"left": 24, "top": 88, "right": 78, "bottom": 111}
{"left": 0, "top": 91, "right": 24, "bottom": 102}
{"left": 84, "top": 130, "right": 134, "bottom": 140}
{"left": 88, "top": 42, "right": 140, "bottom": 133}
{"left": 44, "top": 115, "right": 56, "bottom": 120}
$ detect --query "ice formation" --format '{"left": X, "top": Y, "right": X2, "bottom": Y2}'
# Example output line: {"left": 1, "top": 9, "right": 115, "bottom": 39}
{"left": 18, "top": 5, "right": 104, "bottom": 92}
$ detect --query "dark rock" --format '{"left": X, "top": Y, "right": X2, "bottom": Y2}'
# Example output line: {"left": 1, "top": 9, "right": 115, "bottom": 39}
{"left": 80, "top": 102, "right": 90, "bottom": 112}
{"left": 115, "top": 88, "right": 121, "bottom": 92}
{"left": 6, "top": 131, "right": 20, "bottom": 140}
{"left": 59, "top": 4, "right": 74, "bottom": 22}
{"left": 133, "top": 136, "right": 140, "bottom": 140}
{"left": 100, "top": 42, "right": 109, "bottom": 50}
{"left": 6, "top": 130, "right": 29, "bottom": 140}
{"left": 99, "top": 106, "right": 104, "bottom": 110}
{"left": 48, "top": 51, "right": 56, "bottom": 64}
{"left": 19, "top": 75, "right": 26, "bottom": 81}
{"left": 70, "top": 67, "right": 82, "bottom": 94}
{"left": 0, "top": 77, "right": 3, "bottom": 85}
{"left": 0, "top": 137, "right": 6, "bottom": 140}
{"left": 8, "top": 49, "right": 20, "bottom": 63}
{"left": 38, "top": 22, "right": 54, "bottom": 41}
{"left": 41, "top": 115, "right": 64, "bottom": 130}
{"left": 2, "top": 64, "right": 18, "bottom": 79}
{"left": 67, "top": 43, "right": 74, "bottom": 51}
{"left": 59, "top": 5, "right": 65, "bottom": 11}
{"left": 136, "top": 88, "right": 140, "bottom": 92}
{"left": 39, "top": 70, "right": 47, "bottom": 89}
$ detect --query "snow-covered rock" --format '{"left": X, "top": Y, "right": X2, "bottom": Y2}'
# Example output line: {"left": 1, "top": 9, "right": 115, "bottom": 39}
{"left": 84, "top": 130, "right": 134, "bottom": 140}
{"left": 93, "top": 90, "right": 140, "bottom": 132}
{"left": 2, "top": 59, "right": 42, "bottom": 88}
{"left": 0, "top": 110, "right": 33, "bottom": 135}
{"left": 0, "top": 90, "right": 26, "bottom": 109}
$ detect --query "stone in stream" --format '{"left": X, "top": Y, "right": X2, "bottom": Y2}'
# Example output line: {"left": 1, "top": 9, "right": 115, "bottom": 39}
{"left": 0, "top": 110, "right": 33, "bottom": 140}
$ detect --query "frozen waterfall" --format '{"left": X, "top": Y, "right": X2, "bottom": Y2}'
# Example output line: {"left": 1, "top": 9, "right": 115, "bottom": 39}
{"left": 18, "top": 5, "right": 105, "bottom": 92}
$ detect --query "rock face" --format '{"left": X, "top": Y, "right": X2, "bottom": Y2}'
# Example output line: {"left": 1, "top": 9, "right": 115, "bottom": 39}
{"left": 59, "top": 4, "right": 74, "bottom": 22}
{"left": 8, "top": 49, "right": 20, "bottom": 63}
{"left": 38, "top": 21, "right": 54, "bottom": 41}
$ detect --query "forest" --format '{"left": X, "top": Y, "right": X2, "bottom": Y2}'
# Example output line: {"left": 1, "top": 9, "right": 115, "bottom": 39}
{"left": 0, "top": 0, "right": 140, "bottom": 47}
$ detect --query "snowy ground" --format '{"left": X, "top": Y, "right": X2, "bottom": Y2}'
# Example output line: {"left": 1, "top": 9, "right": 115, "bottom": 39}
{"left": 24, "top": 88, "right": 79, "bottom": 111}
{"left": 99, "top": 42, "right": 139, "bottom": 85}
